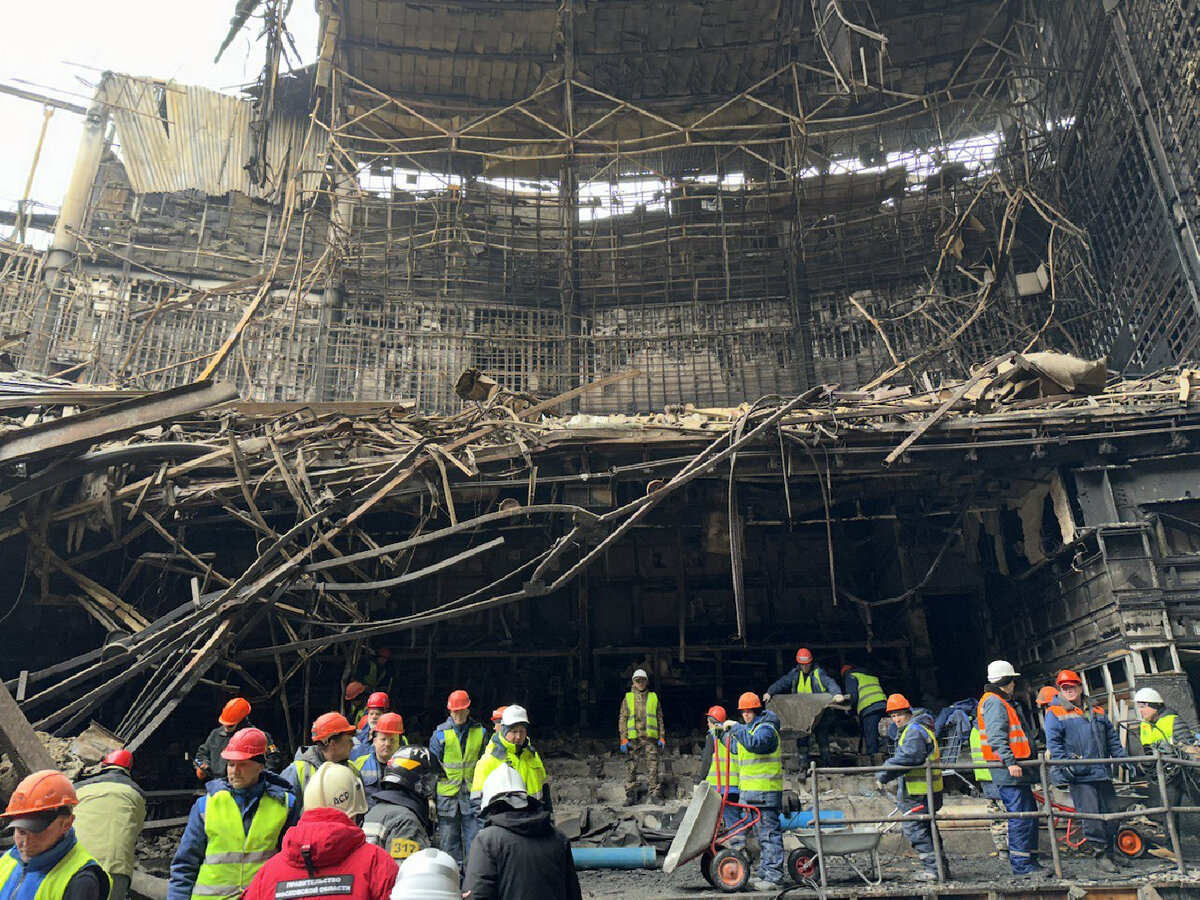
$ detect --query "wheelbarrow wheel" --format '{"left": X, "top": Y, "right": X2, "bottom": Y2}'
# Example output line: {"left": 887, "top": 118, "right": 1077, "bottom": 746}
{"left": 711, "top": 847, "right": 750, "bottom": 893}
{"left": 700, "top": 850, "right": 716, "bottom": 887}
{"left": 788, "top": 848, "right": 818, "bottom": 883}
{"left": 1116, "top": 825, "right": 1149, "bottom": 859}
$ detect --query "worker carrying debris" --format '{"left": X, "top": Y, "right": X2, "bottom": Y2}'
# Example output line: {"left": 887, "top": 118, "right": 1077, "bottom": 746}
{"left": 73, "top": 750, "right": 146, "bottom": 900}
{"left": 618, "top": 668, "right": 665, "bottom": 805}
{"left": 1136, "top": 686, "right": 1200, "bottom": 824}
{"left": 0, "top": 770, "right": 110, "bottom": 900}
{"left": 471, "top": 705, "right": 551, "bottom": 815}
{"left": 724, "top": 692, "right": 784, "bottom": 891}
{"left": 352, "top": 692, "right": 393, "bottom": 756}
{"left": 763, "top": 648, "right": 846, "bottom": 761}
{"left": 840, "top": 663, "right": 888, "bottom": 760}
{"left": 242, "top": 765, "right": 395, "bottom": 900}
{"left": 353, "top": 712, "right": 408, "bottom": 806}
{"left": 977, "top": 660, "right": 1044, "bottom": 878}
{"left": 877, "top": 693, "right": 949, "bottom": 881}
{"left": 1045, "top": 668, "right": 1130, "bottom": 874}
{"left": 195, "top": 698, "right": 282, "bottom": 779}
{"left": 462, "top": 767, "right": 581, "bottom": 900}
{"left": 429, "top": 690, "right": 488, "bottom": 866}
{"left": 283, "top": 713, "right": 363, "bottom": 803}
{"left": 363, "top": 747, "right": 441, "bottom": 861}
{"left": 169, "top": 728, "right": 299, "bottom": 900}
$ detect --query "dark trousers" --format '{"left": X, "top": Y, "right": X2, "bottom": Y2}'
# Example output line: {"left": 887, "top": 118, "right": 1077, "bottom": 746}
{"left": 999, "top": 784, "right": 1039, "bottom": 874}
{"left": 1151, "top": 777, "right": 1199, "bottom": 836}
{"left": 1067, "top": 780, "right": 1119, "bottom": 853}
{"left": 861, "top": 709, "right": 884, "bottom": 755}
{"left": 798, "top": 713, "right": 833, "bottom": 759}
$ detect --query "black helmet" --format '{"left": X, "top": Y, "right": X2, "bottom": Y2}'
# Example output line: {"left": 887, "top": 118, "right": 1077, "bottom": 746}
{"left": 382, "top": 746, "right": 441, "bottom": 799}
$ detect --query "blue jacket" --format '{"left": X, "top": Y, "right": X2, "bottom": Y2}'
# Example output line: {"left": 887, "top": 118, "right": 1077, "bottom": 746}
{"left": 167, "top": 773, "right": 298, "bottom": 900}
{"left": 1044, "top": 701, "right": 1126, "bottom": 784}
{"left": 768, "top": 665, "right": 840, "bottom": 697}
{"left": 351, "top": 722, "right": 372, "bottom": 758}
{"left": 428, "top": 716, "right": 485, "bottom": 764}
{"left": 879, "top": 710, "right": 940, "bottom": 800}
{"left": 0, "top": 830, "right": 107, "bottom": 900}
{"left": 729, "top": 710, "right": 783, "bottom": 809}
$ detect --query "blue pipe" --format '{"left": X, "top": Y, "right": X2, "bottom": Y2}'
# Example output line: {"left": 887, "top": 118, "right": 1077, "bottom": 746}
{"left": 781, "top": 809, "right": 845, "bottom": 831}
{"left": 571, "top": 847, "right": 657, "bottom": 870}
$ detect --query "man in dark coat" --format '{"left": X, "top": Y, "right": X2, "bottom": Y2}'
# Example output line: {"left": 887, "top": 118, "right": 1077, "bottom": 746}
{"left": 462, "top": 767, "right": 580, "bottom": 900}
{"left": 194, "top": 698, "right": 283, "bottom": 778}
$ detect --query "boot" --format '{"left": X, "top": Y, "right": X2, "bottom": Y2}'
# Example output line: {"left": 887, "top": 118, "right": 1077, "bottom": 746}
{"left": 1108, "top": 851, "right": 1131, "bottom": 869}
{"left": 1095, "top": 851, "right": 1119, "bottom": 875}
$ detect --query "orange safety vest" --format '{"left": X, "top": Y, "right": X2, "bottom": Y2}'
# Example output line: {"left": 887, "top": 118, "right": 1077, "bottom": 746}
{"left": 976, "top": 692, "right": 1032, "bottom": 761}
{"left": 1046, "top": 703, "right": 1104, "bottom": 720}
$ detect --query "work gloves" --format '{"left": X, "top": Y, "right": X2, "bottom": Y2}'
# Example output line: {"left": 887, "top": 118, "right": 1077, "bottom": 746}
{"left": 619, "top": 740, "right": 629, "bottom": 753}
{"left": 762, "top": 692, "right": 772, "bottom": 703}
{"left": 722, "top": 720, "right": 737, "bottom": 733}
{"left": 658, "top": 739, "right": 665, "bottom": 750}
{"left": 832, "top": 694, "right": 847, "bottom": 703}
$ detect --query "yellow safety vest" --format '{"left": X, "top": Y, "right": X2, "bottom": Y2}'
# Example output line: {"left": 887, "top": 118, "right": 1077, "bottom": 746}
{"left": 1141, "top": 714, "right": 1178, "bottom": 749}
{"left": 0, "top": 840, "right": 110, "bottom": 900}
{"left": 705, "top": 732, "right": 739, "bottom": 793}
{"left": 795, "top": 669, "right": 826, "bottom": 694}
{"left": 850, "top": 673, "right": 886, "bottom": 714}
{"left": 193, "top": 789, "right": 290, "bottom": 899}
{"left": 471, "top": 735, "right": 548, "bottom": 799}
{"left": 437, "top": 724, "right": 486, "bottom": 798}
{"left": 624, "top": 692, "right": 660, "bottom": 739}
{"left": 969, "top": 726, "right": 991, "bottom": 782}
{"left": 900, "top": 722, "right": 943, "bottom": 796}
{"left": 737, "top": 719, "right": 783, "bottom": 793}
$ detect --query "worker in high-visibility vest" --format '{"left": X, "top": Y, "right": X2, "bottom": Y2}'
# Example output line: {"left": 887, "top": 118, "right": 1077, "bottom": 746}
{"left": 1136, "top": 687, "right": 1200, "bottom": 829}
{"left": 726, "top": 692, "right": 784, "bottom": 892}
{"left": 764, "top": 648, "right": 846, "bottom": 761}
{"left": 878, "top": 694, "right": 948, "bottom": 882}
{"left": 429, "top": 690, "right": 488, "bottom": 867}
{"left": 698, "top": 705, "right": 743, "bottom": 848}
{"left": 840, "top": 664, "right": 888, "bottom": 760}
{"left": 618, "top": 669, "right": 665, "bottom": 805}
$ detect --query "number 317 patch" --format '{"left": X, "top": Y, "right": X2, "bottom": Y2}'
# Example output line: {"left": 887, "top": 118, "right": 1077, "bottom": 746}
{"left": 389, "top": 838, "right": 421, "bottom": 860}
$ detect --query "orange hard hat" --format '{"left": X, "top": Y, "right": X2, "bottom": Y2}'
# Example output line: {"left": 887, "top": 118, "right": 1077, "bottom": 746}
{"left": 312, "top": 712, "right": 356, "bottom": 743}
{"left": 344, "top": 681, "right": 365, "bottom": 701}
{"left": 367, "top": 692, "right": 390, "bottom": 710}
{"left": 706, "top": 705, "right": 727, "bottom": 721}
{"left": 738, "top": 691, "right": 763, "bottom": 710}
{"left": 1036, "top": 686, "right": 1059, "bottom": 707}
{"left": 491, "top": 706, "right": 508, "bottom": 723}
{"left": 796, "top": 648, "right": 813, "bottom": 665}
{"left": 222, "top": 728, "right": 268, "bottom": 760}
{"left": 885, "top": 693, "right": 911, "bottom": 713}
{"left": 219, "top": 697, "right": 251, "bottom": 727}
{"left": 447, "top": 689, "right": 471, "bottom": 711}
{"left": 3, "top": 770, "right": 78, "bottom": 818}
{"left": 374, "top": 712, "right": 405, "bottom": 735}
{"left": 1055, "top": 669, "right": 1083, "bottom": 687}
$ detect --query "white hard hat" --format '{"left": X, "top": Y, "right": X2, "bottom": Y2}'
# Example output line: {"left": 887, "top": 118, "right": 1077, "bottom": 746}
{"left": 500, "top": 704, "right": 530, "bottom": 728}
{"left": 1135, "top": 687, "right": 1165, "bottom": 705}
{"left": 632, "top": 668, "right": 648, "bottom": 680}
{"left": 481, "top": 764, "right": 528, "bottom": 813}
{"left": 392, "top": 848, "right": 460, "bottom": 900}
{"left": 303, "top": 761, "right": 367, "bottom": 817}
{"left": 986, "top": 660, "right": 1019, "bottom": 683}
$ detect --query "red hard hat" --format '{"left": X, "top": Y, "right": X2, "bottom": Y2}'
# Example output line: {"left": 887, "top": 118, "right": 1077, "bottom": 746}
{"left": 3, "top": 770, "right": 77, "bottom": 817}
{"left": 312, "top": 712, "right": 356, "bottom": 743}
{"left": 706, "top": 705, "right": 727, "bottom": 721}
{"left": 796, "top": 648, "right": 814, "bottom": 665}
{"left": 367, "top": 692, "right": 390, "bottom": 710}
{"left": 344, "top": 681, "right": 365, "bottom": 701}
{"left": 1036, "top": 686, "right": 1059, "bottom": 707}
{"left": 376, "top": 647, "right": 392, "bottom": 660}
{"left": 1056, "top": 669, "right": 1083, "bottom": 687}
{"left": 738, "top": 691, "right": 763, "bottom": 711}
{"left": 491, "top": 706, "right": 508, "bottom": 722}
{"left": 447, "top": 689, "right": 471, "bottom": 711}
{"left": 219, "top": 697, "right": 251, "bottom": 727}
{"left": 840, "top": 664, "right": 854, "bottom": 677}
{"left": 374, "top": 712, "right": 405, "bottom": 735}
{"left": 221, "top": 728, "right": 268, "bottom": 761}
{"left": 102, "top": 749, "right": 134, "bottom": 770}
{"left": 885, "top": 693, "right": 911, "bottom": 713}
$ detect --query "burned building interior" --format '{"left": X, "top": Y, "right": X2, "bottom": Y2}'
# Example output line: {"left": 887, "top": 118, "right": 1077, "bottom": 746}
{"left": 4, "top": 0, "right": 1200, "bottom": 894}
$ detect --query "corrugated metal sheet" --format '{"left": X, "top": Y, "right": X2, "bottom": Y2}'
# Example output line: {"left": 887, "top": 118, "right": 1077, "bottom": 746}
{"left": 103, "top": 73, "right": 324, "bottom": 203}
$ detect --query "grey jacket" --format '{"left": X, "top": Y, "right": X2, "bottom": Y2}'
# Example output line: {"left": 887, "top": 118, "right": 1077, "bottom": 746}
{"left": 362, "top": 789, "right": 432, "bottom": 861}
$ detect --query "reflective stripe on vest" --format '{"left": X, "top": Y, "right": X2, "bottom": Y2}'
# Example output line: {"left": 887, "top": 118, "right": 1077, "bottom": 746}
{"left": 1140, "top": 714, "right": 1177, "bottom": 749}
{"left": 471, "top": 740, "right": 548, "bottom": 798}
{"left": 705, "top": 733, "right": 739, "bottom": 792}
{"left": 976, "top": 694, "right": 1032, "bottom": 761}
{"left": 437, "top": 725, "right": 486, "bottom": 797}
{"left": 737, "top": 720, "right": 783, "bottom": 793}
{"left": 624, "top": 692, "right": 660, "bottom": 740}
{"left": 969, "top": 726, "right": 991, "bottom": 782}
{"left": 901, "top": 723, "right": 943, "bottom": 795}
{"left": 795, "top": 669, "right": 825, "bottom": 694}
{"left": 0, "top": 841, "right": 110, "bottom": 900}
{"left": 851, "top": 673, "right": 886, "bottom": 714}
{"left": 194, "top": 790, "right": 289, "bottom": 900}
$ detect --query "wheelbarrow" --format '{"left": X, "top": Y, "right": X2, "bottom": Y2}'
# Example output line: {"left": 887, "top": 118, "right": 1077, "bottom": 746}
{"left": 786, "top": 803, "right": 926, "bottom": 886}
{"left": 662, "top": 734, "right": 761, "bottom": 892}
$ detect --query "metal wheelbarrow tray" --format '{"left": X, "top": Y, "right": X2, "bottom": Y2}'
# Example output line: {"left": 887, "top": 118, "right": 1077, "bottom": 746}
{"left": 791, "top": 826, "right": 885, "bottom": 885}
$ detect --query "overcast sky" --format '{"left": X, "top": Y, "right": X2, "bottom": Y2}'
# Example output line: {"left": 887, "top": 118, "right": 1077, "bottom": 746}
{"left": 0, "top": 2, "right": 319, "bottom": 239}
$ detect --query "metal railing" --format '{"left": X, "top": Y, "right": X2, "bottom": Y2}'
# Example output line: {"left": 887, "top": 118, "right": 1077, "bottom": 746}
{"left": 802, "top": 752, "right": 1200, "bottom": 887}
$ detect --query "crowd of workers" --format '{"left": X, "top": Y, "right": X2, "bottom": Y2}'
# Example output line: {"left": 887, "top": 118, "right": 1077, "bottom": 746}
{"left": 1, "top": 647, "right": 1196, "bottom": 899}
